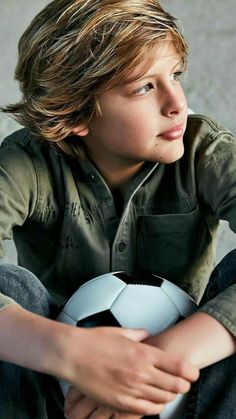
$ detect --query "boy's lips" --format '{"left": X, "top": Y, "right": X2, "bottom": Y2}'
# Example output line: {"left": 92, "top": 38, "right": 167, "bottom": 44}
{"left": 158, "top": 124, "right": 184, "bottom": 140}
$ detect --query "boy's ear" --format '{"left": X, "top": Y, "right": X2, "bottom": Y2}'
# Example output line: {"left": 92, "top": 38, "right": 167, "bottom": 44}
{"left": 72, "top": 124, "right": 89, "bottom": 137}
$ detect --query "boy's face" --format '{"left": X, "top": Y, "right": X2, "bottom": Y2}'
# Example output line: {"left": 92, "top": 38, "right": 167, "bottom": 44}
{"left": 77, "top": 42, "right": 188, "bottom": 184}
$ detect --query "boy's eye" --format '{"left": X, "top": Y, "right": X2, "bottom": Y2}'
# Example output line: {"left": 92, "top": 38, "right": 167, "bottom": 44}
{"left": 133, "top": 83, "right": 154, "bottom": 96}
{"left": 171, "top": 71, "right": 184, "bottom": 82}
{"left": 131, "top": 71, "right": 184, "bottom": 96}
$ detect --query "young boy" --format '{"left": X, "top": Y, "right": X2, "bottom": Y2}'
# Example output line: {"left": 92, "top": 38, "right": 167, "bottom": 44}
{"left": 0, "top": 0, "right": 236, "bottom": 418}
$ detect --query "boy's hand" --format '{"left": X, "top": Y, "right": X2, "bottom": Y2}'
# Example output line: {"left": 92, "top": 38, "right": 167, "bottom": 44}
{"left": 64, "top": 386, "right": 153, "bottom": 419}
{"left": 61, "top": 326, "right": 199, "bottom": 416}
{"left": 0, "top": 306, "right": 199, "bottom": 417}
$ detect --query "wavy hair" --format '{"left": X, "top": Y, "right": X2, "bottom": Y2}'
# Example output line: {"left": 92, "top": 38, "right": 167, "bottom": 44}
{"left": 2, "top": 0, "right": 188, "bottom": 158}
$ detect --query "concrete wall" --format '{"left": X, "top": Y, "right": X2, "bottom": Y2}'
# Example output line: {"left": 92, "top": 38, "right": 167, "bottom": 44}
{"left": 0, "top": 0, "right": 236, "bottom": 264}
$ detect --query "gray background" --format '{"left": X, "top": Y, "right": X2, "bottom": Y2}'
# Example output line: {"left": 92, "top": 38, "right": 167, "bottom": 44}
{"left": 0, "top": 0, "right": 236, "bottom": 264}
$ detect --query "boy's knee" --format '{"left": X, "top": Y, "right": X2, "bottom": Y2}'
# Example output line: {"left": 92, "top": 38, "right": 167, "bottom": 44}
{"left": 214, "top": 249, "right": 236, "bottom": 283}
{"left": 0, "top": 264, "right": 52, "bottom": 317}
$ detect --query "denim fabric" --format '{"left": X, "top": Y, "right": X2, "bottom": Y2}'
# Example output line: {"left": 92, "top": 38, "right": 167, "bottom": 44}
{"left": 0, "top": 264, "right": 64, "bottom": 419}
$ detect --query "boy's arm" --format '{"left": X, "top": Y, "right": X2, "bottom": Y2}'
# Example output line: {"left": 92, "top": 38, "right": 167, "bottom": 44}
{"left": 64, "top": 311, "right": 236, "bottom": 419}
{"left": 145, "top": 311, "right": 236, "bottom": 368}
{"left": 0, "top": 304, "right": 199, "bottom": 416}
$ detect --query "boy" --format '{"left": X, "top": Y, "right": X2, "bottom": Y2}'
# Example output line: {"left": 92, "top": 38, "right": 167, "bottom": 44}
{"left": 0, "top": 0, "right": 236, "bottom": 418}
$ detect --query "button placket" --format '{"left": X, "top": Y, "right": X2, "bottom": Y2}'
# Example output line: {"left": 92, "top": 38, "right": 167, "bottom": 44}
{"left": 118, "top": 241, "right": 127, "bottom": 252}
{"left": 111, "top": 221, "right": 130, "bottom": 271}
{"left": 111, "top": 162, "right": 159, "bottom": 271}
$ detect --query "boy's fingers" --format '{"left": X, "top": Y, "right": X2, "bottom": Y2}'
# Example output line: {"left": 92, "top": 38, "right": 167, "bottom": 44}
{"left": 89, "top": 406, "right": 114, "bottom": 419}
{"left": 145, "top": 375, "right": 190, "bottom": 397}
{"left": 89, "top": 406, "right": 142, "bottom": 419}
{"left": 113, "top": 413, "right": 142, "bottom": 419}
{"left": 120, "top": 397, "right": 165, "bottom": 417}
{"left": 137, "top": 383, "right": 177, "bottom": 403}
{"left": 64, "top": 393, "right": 97, "bottom": 419}
{"left": 152, "top": 348, "right": 199, "bottom": 382}
{"left": 66, "top": 385, "right": 83, "bottom": 403}
{"left": 120, "top": 331, "right": 199, "bottom": 384}
{"left": 120, "top": 328, "right": 150, "bottom": 342}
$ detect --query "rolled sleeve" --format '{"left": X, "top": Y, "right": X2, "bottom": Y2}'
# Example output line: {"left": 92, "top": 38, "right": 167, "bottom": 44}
{"left": 200, "top": 284, "right": 236, "bottom": 337}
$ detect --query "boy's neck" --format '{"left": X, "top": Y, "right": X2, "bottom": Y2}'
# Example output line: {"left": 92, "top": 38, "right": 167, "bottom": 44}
{"left": 85, "top": 150, "right": 145, "bottom": 192}
{"left": 94, "top": 160, "right": 144, "bottom": 192}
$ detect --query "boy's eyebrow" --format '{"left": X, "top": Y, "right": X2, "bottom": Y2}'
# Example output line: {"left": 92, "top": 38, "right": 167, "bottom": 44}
{"left": 121, "top": 60, "right": 184, "bottom": 86}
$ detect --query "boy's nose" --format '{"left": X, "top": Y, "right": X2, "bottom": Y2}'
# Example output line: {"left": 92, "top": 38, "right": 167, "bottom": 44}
{"left": 161, "top": 89, "right": 186, "bottom": 118}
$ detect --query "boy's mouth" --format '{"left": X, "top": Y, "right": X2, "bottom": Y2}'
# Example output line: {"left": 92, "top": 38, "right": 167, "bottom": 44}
{"left": 159, "top": 124, "right": 184, "bottom": 140}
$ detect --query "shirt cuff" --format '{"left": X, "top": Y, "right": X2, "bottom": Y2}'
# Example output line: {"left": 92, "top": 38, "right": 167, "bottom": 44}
{"left": 199, "top": 284, "right": 236, "bottom": 337}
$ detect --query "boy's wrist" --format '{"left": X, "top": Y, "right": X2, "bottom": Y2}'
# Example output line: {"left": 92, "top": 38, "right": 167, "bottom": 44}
{"left": 46, "top": 320, "right": 86, "bottom": 383}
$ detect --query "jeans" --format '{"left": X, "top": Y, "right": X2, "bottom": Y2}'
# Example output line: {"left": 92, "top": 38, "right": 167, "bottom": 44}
{"left": 0, "top": 251, "right": 236, "bottom": 418}
{"left": 0, "top": 264, "right": 64, "bottom": 419}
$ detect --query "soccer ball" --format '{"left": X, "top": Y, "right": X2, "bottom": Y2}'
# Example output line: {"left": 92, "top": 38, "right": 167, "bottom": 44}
{"left": 57, "top": 271, "right": 197, "bottom": 419}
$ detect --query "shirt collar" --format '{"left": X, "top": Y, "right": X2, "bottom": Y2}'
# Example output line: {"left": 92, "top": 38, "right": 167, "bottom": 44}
{"left": 78, "top": 157, "right": 159, "bottom": 201}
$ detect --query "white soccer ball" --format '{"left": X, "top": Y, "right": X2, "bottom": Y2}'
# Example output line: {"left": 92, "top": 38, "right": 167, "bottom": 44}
{"left": 57, "top": 272, "right": 197, "bottom": 419}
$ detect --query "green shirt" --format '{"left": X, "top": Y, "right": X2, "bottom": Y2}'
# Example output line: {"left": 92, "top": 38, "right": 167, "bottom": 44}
{"left": 0, "top": 114, "right": 236, "bottom": 336}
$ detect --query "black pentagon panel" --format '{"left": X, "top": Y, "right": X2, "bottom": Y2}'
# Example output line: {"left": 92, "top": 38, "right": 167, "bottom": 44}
{"left": 76, "top": 310, "right": 121, "bottom": 328}
{"left": 115, "top": 272, "right": 163, "bottom": 287}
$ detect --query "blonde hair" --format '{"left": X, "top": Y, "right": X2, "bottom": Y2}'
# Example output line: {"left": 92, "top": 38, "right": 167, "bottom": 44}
{"left": 2, "top": 0, "right": 188, "bottom": 158}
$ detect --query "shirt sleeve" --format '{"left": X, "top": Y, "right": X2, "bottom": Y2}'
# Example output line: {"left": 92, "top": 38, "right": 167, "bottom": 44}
{"left": 196, "top": 128, "right": 236, "bottom": 336}
{"left": 0, "top": 137, "right": 38, "bottom": 309}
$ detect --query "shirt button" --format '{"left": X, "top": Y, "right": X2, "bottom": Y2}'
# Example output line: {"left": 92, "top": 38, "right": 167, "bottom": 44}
{"left": 90, "top": 174, "right": 95, "bottom": 181}
{"left": 118, "top": 241, "right": 127, "bottom": 252}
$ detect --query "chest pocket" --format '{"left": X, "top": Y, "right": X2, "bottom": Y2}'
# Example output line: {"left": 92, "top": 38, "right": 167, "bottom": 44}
{"left": 136, "top": 207, "right": 207, "bottom": 281}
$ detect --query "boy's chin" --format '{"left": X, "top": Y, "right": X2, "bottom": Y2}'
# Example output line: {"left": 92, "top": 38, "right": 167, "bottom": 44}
{"left": 156, "top": 144, "right": 185, "bottom": 164}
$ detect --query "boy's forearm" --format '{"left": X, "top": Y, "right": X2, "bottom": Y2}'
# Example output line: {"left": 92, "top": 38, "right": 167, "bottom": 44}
{"left": 145, "top": 311, "right": 236, "bottom": 369}
{"left": 0, "top": 304, "right": 199, "bottom": 415}
{"left": 0, "top": 304, "right": 72, "bottom": 379}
